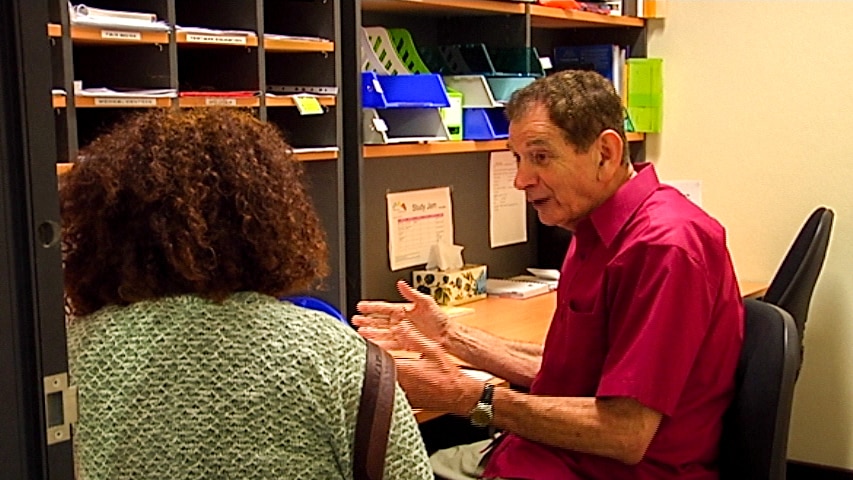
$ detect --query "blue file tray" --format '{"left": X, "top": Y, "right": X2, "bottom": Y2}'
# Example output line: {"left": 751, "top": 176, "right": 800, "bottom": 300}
{"left": 463, "top": 108, "right": 508, "bottom": 140}
{"left": 362, "top": 71, "right": 451, "bottom": 108}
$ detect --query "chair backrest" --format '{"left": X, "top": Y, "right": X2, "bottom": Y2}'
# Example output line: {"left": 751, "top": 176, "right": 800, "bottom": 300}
{"left": 719, "top": 298, "right": 800, "bottom": 480}
{"left": 762, "top": 207, "right": 833, "bottom": 374}
{"left": 281, "top": 295, "right": 348, "bottom": 325}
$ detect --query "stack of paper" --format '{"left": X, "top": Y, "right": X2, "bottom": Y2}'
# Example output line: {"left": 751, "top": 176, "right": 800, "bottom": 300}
{"left": 70, "top": 3, "right": 170, "bottom": 31}
{"left": 485, "top": 278, "right": 550, "bottom": 300}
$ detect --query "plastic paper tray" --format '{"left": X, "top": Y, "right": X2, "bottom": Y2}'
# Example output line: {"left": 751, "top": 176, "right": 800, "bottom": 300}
{"left": 362, "top": 71, "right": 450, "bottom": 109}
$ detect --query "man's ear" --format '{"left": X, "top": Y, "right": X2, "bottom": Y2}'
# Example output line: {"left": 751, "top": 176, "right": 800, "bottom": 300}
{"left": 596, "top": 129, "right": 625, "bottom": 182}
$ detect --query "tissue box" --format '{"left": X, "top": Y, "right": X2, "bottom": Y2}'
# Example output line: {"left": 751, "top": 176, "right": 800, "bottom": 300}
{"left": 412, "top": 264, "right": 487, "bottom": 306}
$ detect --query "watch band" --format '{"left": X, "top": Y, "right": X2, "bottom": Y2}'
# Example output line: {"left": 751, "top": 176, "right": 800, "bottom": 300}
{"left": 481, "top": 383, "right": 495, "bottom": 404}
{"left": 469, "top": 383, "right": 495, "bottom": 427}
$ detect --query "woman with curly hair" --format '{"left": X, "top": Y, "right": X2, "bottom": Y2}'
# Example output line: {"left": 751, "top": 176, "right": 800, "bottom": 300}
{"left": 61, "top": 108, "right": 431, "bottom": 480}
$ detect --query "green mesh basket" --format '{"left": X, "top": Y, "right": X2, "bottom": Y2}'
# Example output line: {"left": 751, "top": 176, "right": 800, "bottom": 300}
{"left": 387, "top": 28, "right": 431, "bottom": 74}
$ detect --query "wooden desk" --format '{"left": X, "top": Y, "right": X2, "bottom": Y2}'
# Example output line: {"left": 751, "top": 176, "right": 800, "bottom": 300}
{"left": 412, "top": 278, "right": 767, "bottom": 422}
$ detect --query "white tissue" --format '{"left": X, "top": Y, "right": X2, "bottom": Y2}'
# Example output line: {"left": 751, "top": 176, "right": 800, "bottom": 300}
{"left": 425, "top": 242, "right": 464, "bottom": 271}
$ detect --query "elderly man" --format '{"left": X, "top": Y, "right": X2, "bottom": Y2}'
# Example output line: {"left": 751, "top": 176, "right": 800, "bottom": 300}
{"left": 354, "top": 70, "right": 743, "bottom": 480}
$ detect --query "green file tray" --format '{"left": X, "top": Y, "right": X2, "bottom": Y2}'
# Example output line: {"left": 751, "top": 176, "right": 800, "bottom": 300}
{"left": 441, "top": 88, "right": 464, "bottom": 141}
{"left": 387, "top": 28, "right": 432, "bottom": 74}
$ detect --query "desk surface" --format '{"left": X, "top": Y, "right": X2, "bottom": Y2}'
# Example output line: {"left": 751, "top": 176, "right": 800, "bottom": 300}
{"left": 412, "top": 278, "right": 767, "bottom": 422}
{"left": 453, "top": 278, "right": 767, "bottom": 343}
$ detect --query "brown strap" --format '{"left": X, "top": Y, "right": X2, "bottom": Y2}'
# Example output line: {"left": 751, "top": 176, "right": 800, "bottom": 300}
{"left": 354, "top": 340, "right": 397, "bottom": 480}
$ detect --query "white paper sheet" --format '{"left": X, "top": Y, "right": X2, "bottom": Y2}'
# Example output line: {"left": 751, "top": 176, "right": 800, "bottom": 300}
{"left": 386, "top": 187, "right": 454, "bottom": 271}
{"left": 489, "top": 151, "right": 527, "bottom": 247}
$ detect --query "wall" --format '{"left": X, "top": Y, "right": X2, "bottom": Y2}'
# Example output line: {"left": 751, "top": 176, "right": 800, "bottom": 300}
{"left": 646, "top": 0, "right": 853, "bottom": 469}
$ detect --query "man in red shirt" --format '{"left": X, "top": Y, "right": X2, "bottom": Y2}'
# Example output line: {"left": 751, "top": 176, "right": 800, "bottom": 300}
{"left": 353, "top": 70, "right": 744, "bottom": 479}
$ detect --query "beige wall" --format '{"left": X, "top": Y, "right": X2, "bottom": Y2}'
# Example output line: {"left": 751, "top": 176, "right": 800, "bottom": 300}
{"left": 646, "top": 0, "right": 853, "bottom": 469}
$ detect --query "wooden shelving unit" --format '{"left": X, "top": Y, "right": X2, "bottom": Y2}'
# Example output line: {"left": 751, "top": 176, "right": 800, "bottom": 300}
{"left": 75, "top": 96, "right": 172, "bottom": 108}
{"left": 47, "top": 0, "right": 652, "bottom": 312}
{"left": 529, "top": 5, "right": 644, "bottom": 28}
{"left": 361, "top": 0, "right": 523, "bottom": 16}
{"left": 363, "top": 134, "right": 643, "bottom": 158}
{"left": 47, "top": 23, "right": 170, "bottom": 44}
{"left": 294, "top": 150, "right": 339, "bottom": 162}
{"left": 177, "top": 96, "right": 260, "bottom": 107}
{"left": 51, "top": 94, "right": 66, "bottom": 108}
{"left": 361, "top": 0, "right": 644, "bottom": 28}
{"left": 175, "top": 30, "right": 259, "bottom": 47}
{"left": 265, "top": 95, "right": 336, "bottom": 108}
{"left": 364, "top": 139, "right": 507, "bottom": 158}
{"left": 264, "top": 36, "right": 334, "bottom": 53}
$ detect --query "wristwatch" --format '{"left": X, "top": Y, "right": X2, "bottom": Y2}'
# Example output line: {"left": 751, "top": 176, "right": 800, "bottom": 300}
{"left": 469, "top": 383, "right": 495, "bottom": 427}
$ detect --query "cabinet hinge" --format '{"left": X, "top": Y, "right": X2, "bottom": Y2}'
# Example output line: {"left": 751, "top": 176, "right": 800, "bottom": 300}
{"left": 43, "top": 373, "right": 78, "bottom": 445}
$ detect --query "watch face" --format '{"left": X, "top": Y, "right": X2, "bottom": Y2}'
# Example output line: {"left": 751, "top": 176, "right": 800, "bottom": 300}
{"left": 470, "top": 403, "right": 493, "bottom": 427}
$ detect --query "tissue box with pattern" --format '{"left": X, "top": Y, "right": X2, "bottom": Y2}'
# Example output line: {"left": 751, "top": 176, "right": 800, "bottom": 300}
{"left": 412, "top": 264, "right": 487, "bottom": 306}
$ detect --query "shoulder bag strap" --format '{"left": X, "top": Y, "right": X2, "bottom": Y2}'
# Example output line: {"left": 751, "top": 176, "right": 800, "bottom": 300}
{"left": 354, "top": 340, "right": 397, "bottom": 480}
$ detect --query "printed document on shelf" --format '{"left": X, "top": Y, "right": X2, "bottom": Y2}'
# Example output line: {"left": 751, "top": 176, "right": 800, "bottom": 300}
{"left": 489, "top": 151, "right": 527, "bottom": 248}
{"left": 386, "top": 187, "right": 454, "bottom": 271}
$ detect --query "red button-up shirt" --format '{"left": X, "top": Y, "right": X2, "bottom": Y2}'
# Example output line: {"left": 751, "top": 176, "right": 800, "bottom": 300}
{"left": 484, "top": 163, "right": 744, "bottom": 480}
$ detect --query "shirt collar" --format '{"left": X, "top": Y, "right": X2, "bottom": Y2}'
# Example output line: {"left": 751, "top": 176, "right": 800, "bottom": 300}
{"left": 586, "top": 162, "right": 660, "bottom": 248}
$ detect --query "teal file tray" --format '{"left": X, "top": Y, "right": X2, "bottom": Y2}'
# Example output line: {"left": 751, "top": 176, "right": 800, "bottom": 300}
{"left": 418, "top": 44, "right": 543, "bottom": 76}
{"left": 488, "top": 47, "right": 545, "bottom": 76}
{"left": 485, "top": 76, "right": 537, "bottom": 103}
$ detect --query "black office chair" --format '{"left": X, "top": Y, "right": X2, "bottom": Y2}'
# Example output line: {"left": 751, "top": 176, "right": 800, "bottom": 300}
{"left": 761, "top": 206, "right": 834, "bottom": 378}
{"left": 719, "top": 298, "right": 800, "bottom": 480}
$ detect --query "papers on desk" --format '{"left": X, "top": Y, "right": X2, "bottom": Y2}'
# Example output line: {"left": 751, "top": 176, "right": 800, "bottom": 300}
{"left": 460, "top": 368, "right": 494, "bottom": 382}
{"left": 506, "top": 268, "right": 560, "bottom": 291}
{"left": 486, "top": 278, "right": 550, "bottom": 299}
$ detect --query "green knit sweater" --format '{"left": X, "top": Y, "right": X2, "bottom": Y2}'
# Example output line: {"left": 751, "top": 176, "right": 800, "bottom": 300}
{"left": 67, "top": 292, "right": 432, "bottom": 479}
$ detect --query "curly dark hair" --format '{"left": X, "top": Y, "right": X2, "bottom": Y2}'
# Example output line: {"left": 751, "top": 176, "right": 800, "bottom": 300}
{"left": 505, "top": 70, "right": 629, "bottom": 164}
{"left": 60, "top": 108, "right": 329, "bottom": 316}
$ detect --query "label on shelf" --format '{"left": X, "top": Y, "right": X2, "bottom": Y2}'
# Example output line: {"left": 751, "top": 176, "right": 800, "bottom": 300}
{"left": 94, "top": 97, "right": 157, "bottom": 107}
{"left": 101, "top": 30, "right": 142, "bottom": 41}
{"left": 372, "top": 117, "right": 388, "bottom": 132}
{"left": 294, "top": 96, "right": 324, "bottom": 116}
{"left": 185, "top": 34, "right": 247, "bottom": 45}
{"left": 205, "top": 98, "right": 238, "bottom": 106}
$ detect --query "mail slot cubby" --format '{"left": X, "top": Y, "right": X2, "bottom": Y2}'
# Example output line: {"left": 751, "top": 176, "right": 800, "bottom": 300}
{"left": 74, "top": 44, "right": 170, "bottom": 90}
{"left": 267, "top": 107, "right": 338, "bottom": 150}
{"left": 300, "top": 159, "right": 342, "bottom": 307}
{"left": 175, "top": 0, "right": 259, "bottom": 32}
{"left": 264, "top": 0, "right": 336, "bottom": 41}
{"left": 178, "top": 48, "right": 260, "bottom": 93}
{"left": 74, "top": 108, "right": 144, "bottom": 151}
{"left": 266, "top": 54, "right": 336, "bottom": 95}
